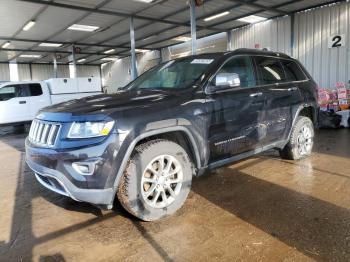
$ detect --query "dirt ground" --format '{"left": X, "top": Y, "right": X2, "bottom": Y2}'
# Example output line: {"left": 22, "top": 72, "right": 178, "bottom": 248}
{"left": 0, "top": 126, "right": 349, "bottom": 262}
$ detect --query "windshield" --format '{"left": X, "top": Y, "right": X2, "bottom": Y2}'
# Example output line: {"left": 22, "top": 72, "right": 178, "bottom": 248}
{"left": 125, "top": 56, "right": 218, "bottom": 90}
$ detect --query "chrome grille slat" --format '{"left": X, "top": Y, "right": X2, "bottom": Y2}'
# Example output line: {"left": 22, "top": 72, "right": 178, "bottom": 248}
{"left": 28, "top": 120, "right": 61, "bottom": 147}
{"left": 33, "top": 121, "right": 39, "bottom": 137}
{"left": 35, "top": 123, "right": 44, "bottom": 142}
{"left": 32, "top": 121, "right": 39, "bottom": 140}
{"left": 40, "top": 124, "right": 50, "bottom": 144}
{"left": 47, "top": 125, "right": 58, "bottom": 146}
{"left": 29, "top": 120, "right": 35, "bottom": 138}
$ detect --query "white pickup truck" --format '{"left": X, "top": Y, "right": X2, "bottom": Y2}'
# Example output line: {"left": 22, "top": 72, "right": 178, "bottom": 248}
{"left": 0, "top": 77, "right": 102, "bottom": 125}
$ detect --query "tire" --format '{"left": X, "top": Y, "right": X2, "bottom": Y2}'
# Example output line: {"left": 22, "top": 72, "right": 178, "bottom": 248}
{"left": 279, "top": 116, "right": 314, "bottom": 160}
{"left": 13, "top": 124, "right": 25, "bottom": 134}
{"left": 117, "top": 139, "right": 194, "bottom": 221}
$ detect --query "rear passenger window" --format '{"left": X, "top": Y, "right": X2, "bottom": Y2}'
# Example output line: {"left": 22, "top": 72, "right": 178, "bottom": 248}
{"left": 254, "top": 57, "right": 285, "bottom": 85}
{"left": 28, "top": 83, "right": 43, "bottom": 96}
{"left": 281, "top": 60, "right": 307, "bottom": 81}
{"left": 216, "top": 56, "right": 256, "bottom": 88}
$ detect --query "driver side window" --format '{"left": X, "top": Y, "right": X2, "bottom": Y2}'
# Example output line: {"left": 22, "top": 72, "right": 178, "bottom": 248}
{"left": 0, "top": 85, "right": 27, "bottom": 101}
{"left": 216, "top": 56, "right": 256, "bottom": 88}
{"left": 0, "top": 86, "right": 16, "bottom": 101}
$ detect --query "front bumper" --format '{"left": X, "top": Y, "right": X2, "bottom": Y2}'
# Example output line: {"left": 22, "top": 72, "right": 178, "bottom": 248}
{"left": 25, "top": 136, "right": 121, "bottom": 206}
{"left": 26, "top": 158, "right": 114, "bottom": 205}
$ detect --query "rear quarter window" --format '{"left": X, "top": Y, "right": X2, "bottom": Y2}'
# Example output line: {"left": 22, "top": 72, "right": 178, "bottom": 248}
{"left": 281, "top": 60, "right": 307, "bottom": 81}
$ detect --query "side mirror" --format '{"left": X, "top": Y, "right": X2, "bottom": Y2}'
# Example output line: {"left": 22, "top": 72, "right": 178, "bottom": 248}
{"left": 215, "top": 73, "right": 240, "bottom": 88}
{"left": 206, "top": 73, "right": 241, "bottom": 94}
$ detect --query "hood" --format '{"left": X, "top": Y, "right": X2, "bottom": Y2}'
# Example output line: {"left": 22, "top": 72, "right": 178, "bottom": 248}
{"left": 41, "top": 89, "right": 189, "bottom": 116}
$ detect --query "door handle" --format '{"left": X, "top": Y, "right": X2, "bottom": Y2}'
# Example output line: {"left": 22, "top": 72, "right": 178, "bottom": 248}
{"left": 288, "top": 87, "right": 298, "bottom": 91}
{"left": 19, "top": 101, "right": 26, "bottom": 104}
{"left": 250, "top": 92, "right": 263, "bottom": 98}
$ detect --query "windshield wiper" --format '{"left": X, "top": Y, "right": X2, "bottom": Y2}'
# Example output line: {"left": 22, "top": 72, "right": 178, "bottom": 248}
{"left": 139, "top": 88, "right": 170, "bottom": 92}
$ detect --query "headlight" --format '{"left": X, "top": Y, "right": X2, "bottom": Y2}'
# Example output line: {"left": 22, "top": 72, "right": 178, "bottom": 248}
{"left": 68, "top": 121, "right": 115, "bottom": 138}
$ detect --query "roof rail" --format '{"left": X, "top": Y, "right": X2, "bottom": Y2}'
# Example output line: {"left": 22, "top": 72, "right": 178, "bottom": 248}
{"left": 226, "top": 48, "right": 291, "bottom": 59}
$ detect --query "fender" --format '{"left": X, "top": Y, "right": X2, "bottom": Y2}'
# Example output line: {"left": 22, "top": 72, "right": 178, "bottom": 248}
{"left": 110, "top": 126, "right": 201, "bottom": 205}
{"left": 286, "top": 103, "right": 317, "bottom": 142}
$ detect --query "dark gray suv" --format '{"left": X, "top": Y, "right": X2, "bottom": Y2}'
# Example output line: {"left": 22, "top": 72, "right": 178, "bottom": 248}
{"left": 26, "top": 49, "right": 318, "bottom": 221}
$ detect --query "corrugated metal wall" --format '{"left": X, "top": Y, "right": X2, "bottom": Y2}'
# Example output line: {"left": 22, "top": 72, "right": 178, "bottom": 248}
{"left": 231, "top": 16, "right": 292, "bottom": 55}
{"left": 103, "top": 51, "right": 160, "bottom": 93}
{"left": 87, "top": 1, "right": 350, "bottom": 91}
{"left": 31, "top": 64, "right": 100, "bottom": 80}
{"left": 294, "top": 1, "right": 350, "bottom": 89}
{"left": 229, "top": 1, "right": 350, "bottom": 88}
{"left": 0, "top": 64, "right": 101, "bottom": 81}
{"left": 0, "top": 64, "right": 10, "bottom": 81}
{"left": 17, "top": 64, "right": 31, "bottom": 81}
{"left": 102, "top": 58, "right": 130, "bottom": 92}
{"left": 159, "top": 16, "right": 291, "bottom": 68}
{"left": 56, "top": 65, "right": 70, "bottom": 78}
{"left": 31, "top": 64, "right": 51, "bottom": 80}
{"left": 76, "top": 65, "right": 100, "bottom": 78}
{"left": 162, "top": 32, "right": 227, "bottom": 61}
{"left": 0, "top": 63, "right": 100, "bottom": 81}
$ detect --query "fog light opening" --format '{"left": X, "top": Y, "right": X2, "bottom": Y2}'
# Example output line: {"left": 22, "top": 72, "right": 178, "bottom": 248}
{"left": 72, "top": 162, "right": 97, "bottom": 176}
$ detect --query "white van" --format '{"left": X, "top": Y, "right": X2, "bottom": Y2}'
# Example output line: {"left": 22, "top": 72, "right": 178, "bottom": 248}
{"left": 0, "top": 78, "right": 102, "bottom": 125}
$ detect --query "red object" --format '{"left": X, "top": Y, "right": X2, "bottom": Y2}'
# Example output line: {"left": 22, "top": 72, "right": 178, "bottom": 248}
{"left": 255, "top": 43, "right": 260, "bottom": 49}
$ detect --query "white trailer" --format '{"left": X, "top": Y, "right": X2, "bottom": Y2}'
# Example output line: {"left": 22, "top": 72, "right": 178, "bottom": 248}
{"left": 0, "top": 77, "right": 102, "bottom": 125}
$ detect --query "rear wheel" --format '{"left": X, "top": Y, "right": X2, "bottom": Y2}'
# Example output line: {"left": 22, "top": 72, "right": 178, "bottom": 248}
{"left": 117, "top": 139, "right": 193, "bottom": 221}
{"left": 279, "top": 116, "right": 314, "bottom": 160}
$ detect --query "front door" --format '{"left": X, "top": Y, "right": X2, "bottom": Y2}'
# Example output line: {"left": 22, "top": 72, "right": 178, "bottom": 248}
{"left": 0, "top": 84, "right": 30, "bottom": 124}
{"left": 206, "top": 55, "right": 266, "bottom": 162}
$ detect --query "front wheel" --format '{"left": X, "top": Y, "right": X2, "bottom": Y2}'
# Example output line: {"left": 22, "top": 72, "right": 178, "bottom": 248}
{"left": 117, "top": 139, "right": 193, "bottom": 221}
{"left": 279, "top": 116, "right": 314, "bottom": 160}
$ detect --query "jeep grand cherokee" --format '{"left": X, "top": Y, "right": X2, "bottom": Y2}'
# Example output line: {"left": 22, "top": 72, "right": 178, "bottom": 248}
{"left": 26, "top": 49, "right": 318, "bottom": 221}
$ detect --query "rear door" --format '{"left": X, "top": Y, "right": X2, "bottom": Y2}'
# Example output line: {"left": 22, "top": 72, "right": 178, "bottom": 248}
{"left": 207, "top": 55, "right": 266, "bottom": 162}
{"left": 253, "top": 56, "right": 302, "bottom": 145}
{"left": 281, "top": 59, "right": 309, "bottom": 104}
{"left": 26, "top": 83, "right": 51, "bottom": 118}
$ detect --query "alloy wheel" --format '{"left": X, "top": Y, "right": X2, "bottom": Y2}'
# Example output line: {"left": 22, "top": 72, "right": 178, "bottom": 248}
{"left": 297, "top": 125, "right": 313, "bottom": 156}
{"left": 141, "top": 155, "right": 183, "bottom": 209}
